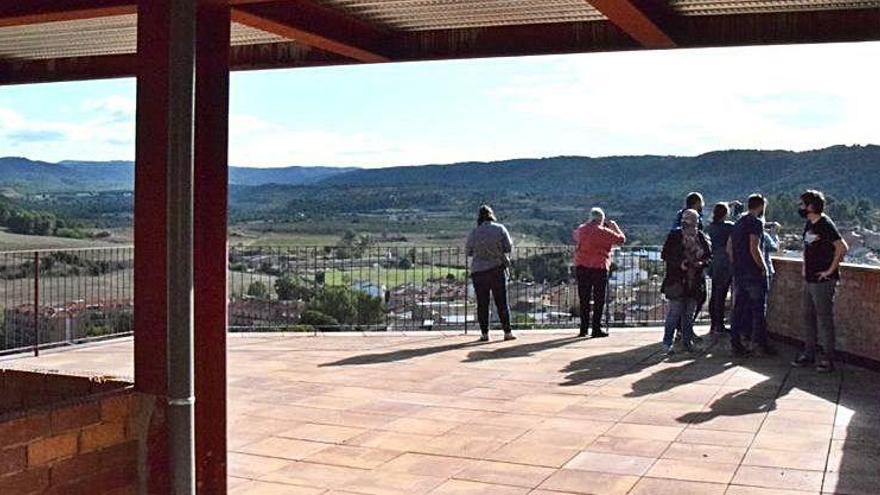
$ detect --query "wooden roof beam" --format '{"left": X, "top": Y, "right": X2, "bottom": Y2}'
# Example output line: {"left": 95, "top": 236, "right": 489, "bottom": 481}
{"left": 0, "top": 0, "right": 135, "bottom": 28}
{"left": 231, "top": 0, "right": 391, "bottom": 63}
{"left": 585, "top": 0, "right": 678, "bottom": 48}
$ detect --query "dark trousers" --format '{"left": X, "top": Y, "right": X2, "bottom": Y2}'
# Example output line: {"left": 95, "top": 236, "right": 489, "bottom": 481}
{"left": 708, "top": 273, "right": 732, "bottom": 331}
{"left": 803, "top": 280, "right": 837, "bottom": 360}
{"left": 731, "top": 277, "right": 769, "bottom": 345}
{"left": 576, "top": 267, "right": 608, "bottom": 335}
{"left": 471, "top": 266, "right": 511, "bottom": 334}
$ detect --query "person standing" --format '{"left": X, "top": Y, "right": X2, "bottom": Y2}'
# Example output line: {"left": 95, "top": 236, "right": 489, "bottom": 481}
{"left": 792, "top": 190, "right": 848, "bottom": 373}
{"left": 466, "top": 205, "right": 516, "bottom": 342}
{"left": 706, "top": 203, "right": 735, "bottom": 341}
{"left": 727, "top": 194, "right": 776, "bottom": 357}
{"left": 763, "top": 221, "right": 781, "bottom": 284}
{"left": 572, "top": 207, "right": 626, "bottom": 338}
{"left": 661, "top": 209, "right": 711, "bottom": 355}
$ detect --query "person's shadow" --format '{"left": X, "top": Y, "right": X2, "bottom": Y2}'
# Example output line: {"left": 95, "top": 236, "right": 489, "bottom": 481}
{"left": 319, "top": 338, "right": 489, "bottom": 367}
{"left": 462, "top": 336, "right": 584, "bottom": 363}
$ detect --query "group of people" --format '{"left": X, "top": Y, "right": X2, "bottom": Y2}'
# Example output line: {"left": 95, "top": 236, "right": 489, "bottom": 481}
{"left": 465, "top": 188, "right": 847, "bottom": 373}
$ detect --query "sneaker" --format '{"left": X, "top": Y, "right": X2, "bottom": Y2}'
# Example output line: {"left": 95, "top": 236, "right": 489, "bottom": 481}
{"left": 479, "top": 334, "right": 489, "bottom": 342}
{"left": 791, "top": 353, "right": 814, "bottom": 368}
{"left": 692, "top": 335, "right": 704, "bottom": 344}
{"left": 816, "top": 359, "right": 835, "bottom": 373}
{"left": 664, "top": 345, "right": 676, "bottom": 356}
{"left": 503, "top": 333, "right": 517, "bottom": 341}
{"left": 759, "top": 343, "right": 778, "bottom": 356}
{"left": 591, "top": 331, "right": 609, "bottom": 338}
{"left": 578, "top": 330, "right": 589, "bottom": 338}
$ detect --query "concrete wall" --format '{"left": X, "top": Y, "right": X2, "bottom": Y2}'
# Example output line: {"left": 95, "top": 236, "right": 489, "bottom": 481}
{"left": 768, "top": 258, "right": 880, "bottom": 367}
{"left": 0, "top": 371, "right": 167, "bottom": 494}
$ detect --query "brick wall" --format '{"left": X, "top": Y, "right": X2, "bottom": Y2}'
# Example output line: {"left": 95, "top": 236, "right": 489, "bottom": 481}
{"left": 768, "top": 258, "right": 880, "bottom": 367}
{"left": 0, "top": 371, "right": 167, "bottom": 494}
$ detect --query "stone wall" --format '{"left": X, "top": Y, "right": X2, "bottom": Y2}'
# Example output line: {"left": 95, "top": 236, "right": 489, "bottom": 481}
{"left": 0, "top": 371, "right": 167, "bottom": 494}
{"left": 768, "top": 258, "right": 880, "bottom": 367}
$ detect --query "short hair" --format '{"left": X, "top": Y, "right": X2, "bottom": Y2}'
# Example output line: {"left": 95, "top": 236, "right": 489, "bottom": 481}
{"left": 801, "top": 189, "right": 826, "bottom": 214}
{"left": 712, "top": 202, "right": 729, "bottom": 223}
{"left": 477, "top": 204, "right": 496, "bottom": 225}
{"left": 685, "top": 192, "right": 704, "bottom": 209}
{"left": 747, "top": 194, "right": 766, "bottom": 211}
{"left": 590, "top": 207, "right": 605, "bottom": 222}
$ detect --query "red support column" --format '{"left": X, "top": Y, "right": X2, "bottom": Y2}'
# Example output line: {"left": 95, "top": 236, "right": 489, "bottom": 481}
{"left": 134, "top": 0, "right": 171, "bottom": 492}
{"left": 194, "top": 1, "right": 230, "bottom": 492}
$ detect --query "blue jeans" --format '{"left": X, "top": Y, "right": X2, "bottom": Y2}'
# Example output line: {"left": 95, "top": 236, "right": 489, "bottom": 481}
{"left": 664, "top": 298, "right": 697, "bottom": 347}
{"left": 471, "top": 266, "right": 511, "bottom": 334}
{"left": 731, "top": 277, "right": 769, "bottom": 345}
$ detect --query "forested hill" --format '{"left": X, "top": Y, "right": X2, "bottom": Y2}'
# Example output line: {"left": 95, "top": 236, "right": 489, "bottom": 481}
{"left": 0, "top": 157, "right": 354, "bottom": 193}
{"left": 320, "top": 145, "right": 880, "bottom": 202}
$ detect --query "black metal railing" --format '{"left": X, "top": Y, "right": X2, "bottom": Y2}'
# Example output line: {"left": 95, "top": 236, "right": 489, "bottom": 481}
{"left": 227, "top": 245, "right": 689, "bottom": 332}
{"left": 0, "top": 247, "right": 133, "bottom": 355}
{"left": 0, "top": 244, "right": 704, "bottom": 353}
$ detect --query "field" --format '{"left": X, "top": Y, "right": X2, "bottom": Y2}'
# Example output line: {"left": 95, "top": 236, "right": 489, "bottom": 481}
{"left": 0, "top": 229, "right": 118, "bottom": 252}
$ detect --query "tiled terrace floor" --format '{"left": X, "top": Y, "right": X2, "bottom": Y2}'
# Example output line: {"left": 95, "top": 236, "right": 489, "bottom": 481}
{"left": 5, "top": 327, "right": 880, "bottom": 495}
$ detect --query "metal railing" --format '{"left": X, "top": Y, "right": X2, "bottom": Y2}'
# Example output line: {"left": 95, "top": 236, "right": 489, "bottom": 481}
{"left": 0, "top": 247, "right": 133, "bottom": 355}
{"left": 0, "top": 244, "right": 703, "bottom": 353}
{"left": 228, "top": 245, "right": 691, "bottom": 332}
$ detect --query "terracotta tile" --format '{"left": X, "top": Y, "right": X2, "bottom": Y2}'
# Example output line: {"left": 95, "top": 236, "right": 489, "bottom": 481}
{"left": 646, "top": 458, "right": 739, "bottom": 484}
{"left": 228, "top": 452, "right": 292, "bottom": 479}
{"left": 724, "top": 486, "right": 820, "bottom": 495}
{"left": 446, "top": 423, "right": 528, "bottom": 442}
{"left": 605, "top": 423, "right": 684, "bottom": 441}
{"left": 236, "top": 437, "right": 330, "bottom": 461}
{"left": 585, "top": 435, "right": 671, "bottom": 457}
{"left": 279, "top": 423, "right": 366, "bottom": 443}
{"left": 381, "top": 417, "right": 459, "bottom": 436}
{"left": 742, "top": 448, "right": 828, "bottom": 471}
{"left": 534, "top": 417, "right": 614, "bottom": 436}
{"left": 453, "top": 460, "right": 554, "bottom": 488}
{"left": 822, "top": 471, "right": 877, "bottom": 495}
{"left": 472, "top": 412, "right": 546, "bottom": 429}
{"left": 751, "top": 431, "right": 829, "bottom": 453}
{"left": 303, "top": 445, "right": 401, "bottom": 469}
{"left": 487, "top": 440, "right": 579, "bottom": 468}
{"left": 731, "top": 465, "right": 823, "bottom": 492}
{"left": 677, "top": 428, "right": 754, "bottom": 448}
{"left": 262, "top": 461, "right": 367, "bottom": 489}
{"left": 229, "top": 480, "right": 326, "bottom": 495}
{"left": 564, "top": 451, "right": 655, "bottom": 476}
{"left": 662, "top": 442, "right": 747, "bottom": 465}
{"left": 414, "top": 435, "right": 507, "bottom": 459}
{"left": 349, "top": 430, "right": 436, "bottom": 452}
{"left": 538, "top": 469, "right": 639, "bottom": 495}
{"left": 628, "top": 477, "right": 727, "bottom": 495}
{"left": 428, "top": 479, "right": 529, "bottom": 495}
{"left": 516, "top": 428, "right": 600, "bottom": 450}
{"left": 378, "top": 453, "right": 477, "bottom": 478}
{"left": 343, "top": 471, "right": 445, "bottom": 495}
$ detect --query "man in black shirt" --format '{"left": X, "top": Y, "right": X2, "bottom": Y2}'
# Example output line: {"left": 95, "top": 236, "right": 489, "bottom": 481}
{"left": 792, "top": 190, "right": 848, "bottom": 373}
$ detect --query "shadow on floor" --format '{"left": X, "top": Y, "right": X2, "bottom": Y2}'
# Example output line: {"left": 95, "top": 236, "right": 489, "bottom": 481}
{"left": 462, "top": 336, "right": 584, "bottom": 363}
{"left": 318, "top": 338, "right": 489, "bottom": 367}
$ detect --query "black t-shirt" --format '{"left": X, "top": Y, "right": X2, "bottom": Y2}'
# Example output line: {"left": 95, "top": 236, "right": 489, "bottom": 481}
{"left": 803, "top": 215, "right": 842, "bottom": 282}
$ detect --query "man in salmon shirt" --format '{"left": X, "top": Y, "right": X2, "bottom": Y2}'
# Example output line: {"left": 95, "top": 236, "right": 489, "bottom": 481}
{"left": 573, "top": 207, "right": 626, "bottom": 338}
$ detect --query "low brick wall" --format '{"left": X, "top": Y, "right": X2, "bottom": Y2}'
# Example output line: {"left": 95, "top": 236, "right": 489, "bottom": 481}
{"left": 768, "top": 258, "right": 880, "bottom": 368}
{"left": 0, "top": 371, "right": 167, "bottom": 494}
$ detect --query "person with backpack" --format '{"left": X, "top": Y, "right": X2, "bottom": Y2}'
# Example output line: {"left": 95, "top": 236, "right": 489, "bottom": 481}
{"left": 465, "top": 205, "right": 515, "bottom": 342}
{"left": 661, "top": 209, "right": 711, "bottom": 355}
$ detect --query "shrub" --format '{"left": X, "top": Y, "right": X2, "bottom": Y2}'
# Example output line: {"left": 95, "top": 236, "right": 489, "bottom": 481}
{"left": 299, "top": 310, "right": 339, "bottom": 330}
{"left": 246, "top": 281, "right": 269, "bottom": 299}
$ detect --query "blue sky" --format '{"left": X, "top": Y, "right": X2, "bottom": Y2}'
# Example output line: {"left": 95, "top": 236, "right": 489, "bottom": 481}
{"left": 0, "top": 41, "right": 878, "bottom": 168}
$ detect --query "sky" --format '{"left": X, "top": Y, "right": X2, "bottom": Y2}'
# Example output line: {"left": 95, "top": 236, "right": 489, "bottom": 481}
{"left": 0, "top": 41, "right": 878, "bottom": 168}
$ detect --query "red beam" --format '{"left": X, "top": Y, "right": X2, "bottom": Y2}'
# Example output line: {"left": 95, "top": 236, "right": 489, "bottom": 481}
{"left": 134, "top": 0, "right": 171, "bottom": 491}
{"left": 0, "top": 0, "right": 134, "bottom": 27}
{"left": 585, "top": 0, "right": 677, "bottom": 48}
{"left": 231, "top": 0, "right": 391, "bottom": 63}
{"left": 194, "top": 1, "right": 230, "bottom": 493}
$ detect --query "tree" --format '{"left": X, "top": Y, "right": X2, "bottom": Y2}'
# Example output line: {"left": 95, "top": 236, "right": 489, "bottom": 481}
{"left": 275, "top": 276, "right": 313, "bottom": 301}
{"left": 299, "top": 310, "right": 339, "bottom": 330}
{"left": 307, "top": 286, "right": 357, "bottom": 324}
{"left": 246, "top": 281, "right": 269, "bottom": 299}
{"left": 355, "top": 292, "right": 385, "bottom": 326}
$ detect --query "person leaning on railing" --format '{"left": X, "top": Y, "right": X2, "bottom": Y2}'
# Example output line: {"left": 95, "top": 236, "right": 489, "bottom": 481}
{"left": 572, "top": 207, "right": 625, "bottom": 338}
{"left": 465, "top": 205, "right": 516, "bottom": 342}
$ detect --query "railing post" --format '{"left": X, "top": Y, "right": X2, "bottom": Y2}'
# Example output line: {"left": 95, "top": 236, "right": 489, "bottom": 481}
{"left": 33, "top": 251, "right": 39, "bottom": 357}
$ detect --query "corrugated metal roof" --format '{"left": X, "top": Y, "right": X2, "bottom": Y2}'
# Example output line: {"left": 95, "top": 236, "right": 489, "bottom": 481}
{"left": 321, "top": 0, "right": 605, "bottom": 31}
{"left": 0, "top": 14, "right": 288, "bottom": 61}
{"left": 671, "top": 0, "right": 880, "bottom": 15}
